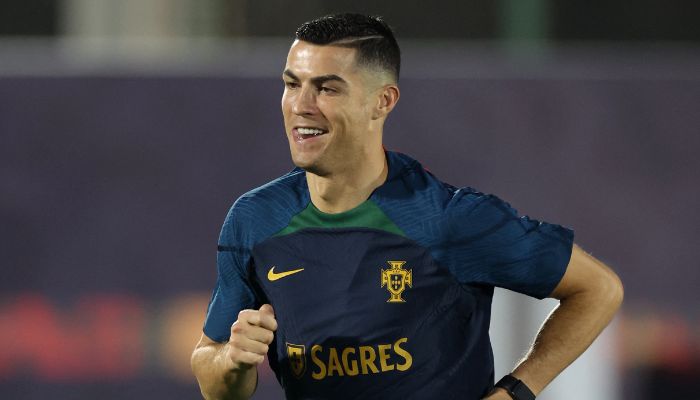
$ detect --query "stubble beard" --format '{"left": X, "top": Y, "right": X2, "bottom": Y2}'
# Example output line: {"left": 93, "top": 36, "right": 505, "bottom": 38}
{"left": 291, "top": 148, "right": 334, "bottom": 177}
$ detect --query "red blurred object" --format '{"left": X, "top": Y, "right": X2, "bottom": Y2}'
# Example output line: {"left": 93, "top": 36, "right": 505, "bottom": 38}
{"left": 0, "top": 293, "right": 145, "bottom": 380}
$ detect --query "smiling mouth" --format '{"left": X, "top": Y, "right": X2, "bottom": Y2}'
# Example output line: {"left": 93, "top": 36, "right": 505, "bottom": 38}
{"left": 293, "top": 127, "right": 329, "bottom": 141}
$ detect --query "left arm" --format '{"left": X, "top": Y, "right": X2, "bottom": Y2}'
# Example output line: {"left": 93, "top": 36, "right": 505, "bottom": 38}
{"left": 484, "top": 243, "right": 624, "bottom": 399}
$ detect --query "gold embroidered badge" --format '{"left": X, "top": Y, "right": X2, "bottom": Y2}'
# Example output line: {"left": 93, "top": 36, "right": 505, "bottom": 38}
{"left": 286, "top": 343, "right": 306, "bottom": 378}
{"left": 381, "top": 261, "right": 412, "bottom": 303}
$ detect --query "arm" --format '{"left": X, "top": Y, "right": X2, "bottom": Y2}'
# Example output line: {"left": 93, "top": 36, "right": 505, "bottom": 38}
{"left": 191, "top": 305, "right": 277, "bottom": 400}
{"left": 485, "top": 244, "right": 624, "bottom": 399}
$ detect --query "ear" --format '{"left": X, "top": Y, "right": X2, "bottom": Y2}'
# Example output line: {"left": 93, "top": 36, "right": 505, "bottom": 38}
{"left": 372, "top": 84, "right": 400, "bottom": 120}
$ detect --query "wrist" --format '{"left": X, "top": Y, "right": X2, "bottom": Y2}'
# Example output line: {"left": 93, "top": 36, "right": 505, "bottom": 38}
{"left": 494, "top": 374, "right": 536, "bottom": 400}
{"left": 484, "top": 387, "right": 512, "bottom": 399}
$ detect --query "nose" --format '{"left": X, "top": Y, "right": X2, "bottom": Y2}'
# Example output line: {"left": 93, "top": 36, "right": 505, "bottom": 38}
{"left": 291, "top": 86, "right": 318, "bottom": 116}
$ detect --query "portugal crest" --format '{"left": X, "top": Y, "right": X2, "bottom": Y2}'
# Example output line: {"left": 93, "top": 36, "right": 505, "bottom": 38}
{"left": 286, "top": 343, "right": 306, "bottom": 379}
{"left": 381, "top": 261, "right": 412, "bottom": 303}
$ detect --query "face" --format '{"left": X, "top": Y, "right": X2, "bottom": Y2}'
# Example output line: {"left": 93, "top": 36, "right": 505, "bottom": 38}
{"left": 281, "top": 40, "right": 384, "bottom": 176}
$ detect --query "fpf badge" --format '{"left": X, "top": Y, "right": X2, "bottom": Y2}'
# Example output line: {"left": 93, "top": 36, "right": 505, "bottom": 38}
{"left": 286, "top": 343, "right": 306, "bottom": 379}
{"left": 381, "top": 261, "right": 412, "bottom": 302}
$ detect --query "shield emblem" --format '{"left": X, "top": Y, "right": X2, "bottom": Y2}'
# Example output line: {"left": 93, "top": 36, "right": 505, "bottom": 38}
{"left": 286, "top": 343, "right": 306, "bottom": 379}
{"left": 390, "top": 272, "right": 404, "bottom": 292}
{"left": 381, "top": 261, "right": 413, "bottom": 303}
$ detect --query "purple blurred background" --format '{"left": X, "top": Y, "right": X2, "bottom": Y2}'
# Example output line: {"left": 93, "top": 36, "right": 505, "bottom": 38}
{"left": 2, "top": 50, "right": 699, "bottom": 397}
{"left": 1, "top": 1, "right": 700, "bottom": 399}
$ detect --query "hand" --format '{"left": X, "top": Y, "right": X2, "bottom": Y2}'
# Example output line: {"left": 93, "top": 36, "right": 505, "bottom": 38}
{"left": 225, "top": 304, "right": 278, "bottom": 371}
{"left": 482, "top": 387, "right": 513, "bottom": 400}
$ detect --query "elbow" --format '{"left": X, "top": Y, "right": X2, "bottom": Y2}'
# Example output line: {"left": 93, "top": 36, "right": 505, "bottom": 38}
{"left": 613, "top": 273, "right": 624, "bottom": 309}
{"left": 190, "top": 347, "right": 206, "bottom": 396}
{"left": 601, "top": 268, "right": 624, "bottom": 314}
{"left": 191, "top": 343, "right": 215, "bottom": 400}
{"left": 191, "top": 341, "right": 204, "bottom": 378}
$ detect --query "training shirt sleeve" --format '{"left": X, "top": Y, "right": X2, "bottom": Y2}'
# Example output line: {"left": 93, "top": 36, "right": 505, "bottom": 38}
{"left": 202, "top": 206, "right": 257, "bottom": 343}
{"left": 444, "top": 188, "right": 574, "bottom": 299}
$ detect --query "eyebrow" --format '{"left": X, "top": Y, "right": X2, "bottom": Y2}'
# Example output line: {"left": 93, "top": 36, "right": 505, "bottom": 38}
{"left": 283, "top": 69, "right": 348, "bottom": 86}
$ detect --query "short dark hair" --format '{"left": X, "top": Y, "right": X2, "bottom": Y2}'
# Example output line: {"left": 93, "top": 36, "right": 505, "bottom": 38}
{"left": 295, "top": 13, "right": 401, "bottom": 82}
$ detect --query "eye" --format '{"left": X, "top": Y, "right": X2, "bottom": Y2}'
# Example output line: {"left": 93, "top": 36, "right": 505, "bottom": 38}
{"left": 319, "top": 86, "right": 337, "bottom": 94}
{"left": 284, "top": 81, "right": 300, "bottom": 89}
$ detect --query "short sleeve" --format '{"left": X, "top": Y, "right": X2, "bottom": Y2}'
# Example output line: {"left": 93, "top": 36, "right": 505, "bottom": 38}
{"left": 444, "top": 189, "right": 574, "bottom": 299}
{"left": 202, "top": 209, "right": 257, "bottom": 343}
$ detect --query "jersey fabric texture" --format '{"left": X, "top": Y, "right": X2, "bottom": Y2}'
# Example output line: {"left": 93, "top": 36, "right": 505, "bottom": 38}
{"left": 203, "top": 150, "right": 574, "bottom": 400}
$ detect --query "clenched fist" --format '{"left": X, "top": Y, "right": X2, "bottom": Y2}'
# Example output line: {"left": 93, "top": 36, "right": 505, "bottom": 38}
{"left": 225, "top": 304, "right": 278, "bottom": 371}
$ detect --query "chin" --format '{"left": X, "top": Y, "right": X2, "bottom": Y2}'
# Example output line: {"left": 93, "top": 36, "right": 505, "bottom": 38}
{"left": 291, "top": 154, "right": 330, "bottom": 176}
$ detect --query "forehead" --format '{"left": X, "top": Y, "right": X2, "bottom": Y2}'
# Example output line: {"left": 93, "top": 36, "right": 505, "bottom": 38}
{"left": 285, "top": 40, "right": 359, "bottom": 78}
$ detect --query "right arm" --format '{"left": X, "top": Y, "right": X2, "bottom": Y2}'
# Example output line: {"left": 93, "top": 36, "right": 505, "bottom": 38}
{"left": 191, "top": 305, "right": 277, "bottom": 400}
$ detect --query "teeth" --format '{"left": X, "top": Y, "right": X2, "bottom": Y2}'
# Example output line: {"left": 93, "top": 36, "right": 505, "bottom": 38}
{"left": 297, "top": 128, "right": 326, "bottom": 135}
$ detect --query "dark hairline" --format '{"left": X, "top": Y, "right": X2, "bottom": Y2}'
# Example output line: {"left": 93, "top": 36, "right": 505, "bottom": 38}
{"left": 290, "top": 39, "right": 398, "bottom": 84}
{"left": 293, "top": 14, "right": 401, "bottom": 81}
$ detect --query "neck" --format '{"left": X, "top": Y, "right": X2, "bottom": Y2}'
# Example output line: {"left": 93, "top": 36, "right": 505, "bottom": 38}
{"left": 306, "top": 147, "right": 388, "bottom": 214}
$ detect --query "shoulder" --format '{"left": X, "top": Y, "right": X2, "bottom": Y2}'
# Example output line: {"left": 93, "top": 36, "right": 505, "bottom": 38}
{"left": 381, "top": 151, "right": 457, "bottom": 208}
{"left": 230, "top": 167, "right": 307, "bottom": 217}
{"left": 386, "top": 151, "right": 511, "bottom": 215}
{"left": 377, "top": 151, "right": 526, "bottom": 242}
{"left": 446, "top": 186, "right": 512, "bottom": 217}
{"left": 220, "top": 168, "right": 309, "bottom": 246}
{"left": 373, "top": 152, "right": 459, "bottom": 244}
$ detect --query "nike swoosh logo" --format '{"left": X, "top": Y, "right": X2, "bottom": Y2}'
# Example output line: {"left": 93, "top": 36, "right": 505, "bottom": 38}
{"left": 267, "top": 266, "right": 304, "bottom": 281}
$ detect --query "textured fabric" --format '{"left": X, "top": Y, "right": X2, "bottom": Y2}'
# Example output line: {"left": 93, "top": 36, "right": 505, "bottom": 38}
{"left": 202, "top": 151, "right": 574, "bottom": 399}
{"left": 372, "top": 152, "right": 573, "bottom": 299}
{"left": 203, "top": 167, "right": 310, "bottom": 342}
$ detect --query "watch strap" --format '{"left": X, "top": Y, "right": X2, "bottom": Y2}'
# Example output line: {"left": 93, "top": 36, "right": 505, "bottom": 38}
{"left": 494, "top": 375, "right": 536, "bottom": 400}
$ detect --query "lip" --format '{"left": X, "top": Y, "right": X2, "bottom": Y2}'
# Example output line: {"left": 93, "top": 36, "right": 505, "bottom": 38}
{"left": 292, "top": 127, "right": 330, "bottom": 143}
{"left": 293, "top": 125, "right": 329, "bottom": 132}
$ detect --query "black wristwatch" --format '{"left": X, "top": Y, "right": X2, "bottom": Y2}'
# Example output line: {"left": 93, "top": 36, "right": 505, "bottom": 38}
{"left": 494, "top": 375, "right": 536, "bottom": 400}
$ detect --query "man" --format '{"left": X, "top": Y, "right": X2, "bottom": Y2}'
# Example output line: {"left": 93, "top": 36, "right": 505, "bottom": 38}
{"left": 191, "top": 13, "right": 623, "bottom": 400}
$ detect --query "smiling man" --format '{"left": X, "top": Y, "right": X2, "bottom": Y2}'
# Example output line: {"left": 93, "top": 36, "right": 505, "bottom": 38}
{"left": 191, "top": 14, "right": 623, "bottom": 400}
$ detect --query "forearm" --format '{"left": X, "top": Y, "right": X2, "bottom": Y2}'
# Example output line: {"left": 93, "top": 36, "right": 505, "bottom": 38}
{"left": 191, "top": 343, "right": 257, "bottom": 400}
{"left": 510, "top": 272, "right": 623, "bottom": 395}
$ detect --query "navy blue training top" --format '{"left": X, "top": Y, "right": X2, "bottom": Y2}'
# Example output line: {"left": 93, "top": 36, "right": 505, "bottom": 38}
{"left": 203, "top": 150, "right": 574, "bottom": 400}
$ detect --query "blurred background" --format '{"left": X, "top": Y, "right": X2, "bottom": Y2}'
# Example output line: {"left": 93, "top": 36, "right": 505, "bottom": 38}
{"left": 1, "top": 1, "right": 699, "bottom": 399}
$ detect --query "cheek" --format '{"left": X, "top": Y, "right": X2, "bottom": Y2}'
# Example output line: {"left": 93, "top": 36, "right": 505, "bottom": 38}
{"left": 281, "top": 98, "right": 294, "bottom": 124}
{"left": 317, "top": 98, "right": 356, "bottom": 125}
{"left": 345, "top": 100, "right": 372, "bottom": 127}
{"left": 281, "top": 92, "right": 290, "bottom": 112}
